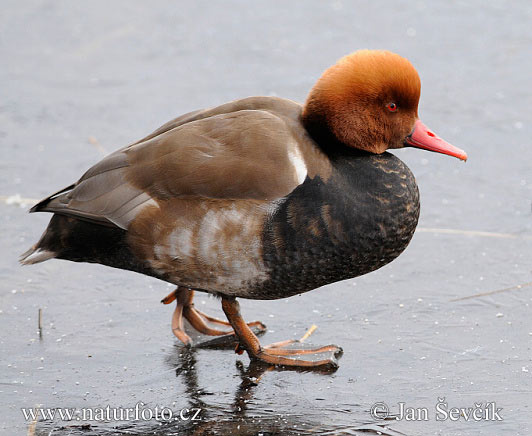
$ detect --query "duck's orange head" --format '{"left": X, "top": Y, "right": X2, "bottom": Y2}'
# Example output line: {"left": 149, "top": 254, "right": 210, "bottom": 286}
{"left": 302, "top": 50, "right": 467, "bottom": 160}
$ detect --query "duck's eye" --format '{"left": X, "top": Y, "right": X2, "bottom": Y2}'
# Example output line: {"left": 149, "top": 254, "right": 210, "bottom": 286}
{"left": 386, "top": 102, "right": 398, "bottom": 112}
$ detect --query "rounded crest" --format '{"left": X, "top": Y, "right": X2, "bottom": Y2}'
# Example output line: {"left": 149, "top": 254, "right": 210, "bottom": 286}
{"left": 302, "top": 50, "right": 421, "bottom": 153}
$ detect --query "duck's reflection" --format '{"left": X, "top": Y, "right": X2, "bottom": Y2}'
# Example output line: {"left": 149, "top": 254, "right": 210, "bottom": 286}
{"left": 36, "top": 346, "right": 392, "bottom": 436}
{"left": 170, "top": 346, "right": 275, "bottom": 418}
{"left": 172, "top": 346, "right": 209, "bottom": 412}
{"left": 162, "top": 345, "right": 325, "bottom": 435}
{"left": 163, "top": 348, "right": 400, "bottom": 435}
{"left": 232, "top": 359, "right": 273, "bottom": 416}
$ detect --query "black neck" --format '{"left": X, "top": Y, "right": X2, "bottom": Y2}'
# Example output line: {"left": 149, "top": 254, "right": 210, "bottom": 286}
{"left": 301, "top": 112, "right": 373, "bottom": 161}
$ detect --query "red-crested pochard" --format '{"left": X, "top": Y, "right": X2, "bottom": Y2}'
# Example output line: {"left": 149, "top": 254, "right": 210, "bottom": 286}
{"left": 21, "top": 50, "right": 466, "bottom": 369}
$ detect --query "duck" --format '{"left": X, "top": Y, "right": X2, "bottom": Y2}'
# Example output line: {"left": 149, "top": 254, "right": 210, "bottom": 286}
{"left": 21, "top": 50, "right": 467, "bottom": 370}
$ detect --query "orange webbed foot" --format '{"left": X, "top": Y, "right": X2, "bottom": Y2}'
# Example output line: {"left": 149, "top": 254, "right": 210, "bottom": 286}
{"left": 162, "top": 287, "right": 266, "bottom": 347}
{"left": 221, "top": 297, "right": 342, "bottom": 371}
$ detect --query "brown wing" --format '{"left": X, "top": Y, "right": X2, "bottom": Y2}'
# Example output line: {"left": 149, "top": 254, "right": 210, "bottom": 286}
{"left": 125, "top": 109, "right": 308, "bottom": 201}
{"left": 32, "top": 98, "right": 312, "bottom": 230}
{"left": 30, "top": 150, "right": 154, "bottom": 229}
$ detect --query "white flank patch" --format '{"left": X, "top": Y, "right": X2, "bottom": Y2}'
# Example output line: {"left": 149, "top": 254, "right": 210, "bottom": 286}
{"left": 153, "top": 244, "right": 164, "bottom": 260}
{"left": 288, "top": 141, "right": 308, "bottom": 184}
{"left": 149, "top": 202, "right": 274, "bottom": 294}
{"left": 198, "top": 205, "right": 266, "bottom": 291}
{"left": 168, "top": 227, "right": 194, "bottom": 259}
{"left": 197, "top": 210, "right": 224, "bottom": 263}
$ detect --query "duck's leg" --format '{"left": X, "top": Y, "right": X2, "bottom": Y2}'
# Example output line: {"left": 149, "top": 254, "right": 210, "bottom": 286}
{"left": 162, "top": 287, "right": 266, "bottom": 344}
{"left": 169, "top": 289, "right": 192, "bottom": 345}
{"left": 221, "top": 296, "right": 342, "bottom": 370}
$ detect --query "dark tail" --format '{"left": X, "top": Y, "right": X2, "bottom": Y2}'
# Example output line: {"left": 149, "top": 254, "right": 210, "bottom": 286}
{"left": 20, "top": 186, "right": 75, "bottom": 264}
{"left": 20, "top": 213, "right": 155, "bottom": 278}
{"left": 20, "top": 213, "right": 105, "bottom": 266}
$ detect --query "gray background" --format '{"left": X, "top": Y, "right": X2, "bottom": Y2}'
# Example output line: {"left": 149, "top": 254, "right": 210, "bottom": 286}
{"left": 1, "top": 1, "right": 531, "bottom": 435}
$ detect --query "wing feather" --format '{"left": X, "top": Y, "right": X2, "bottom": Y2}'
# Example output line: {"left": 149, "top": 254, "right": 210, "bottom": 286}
{"left": 32, "top": 98, "right": 314, "bottom": 231}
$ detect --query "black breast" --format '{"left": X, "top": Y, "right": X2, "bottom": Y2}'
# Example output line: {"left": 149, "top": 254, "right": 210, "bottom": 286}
{"left": 251, "top": 151, "right": 420, "bottom": 300}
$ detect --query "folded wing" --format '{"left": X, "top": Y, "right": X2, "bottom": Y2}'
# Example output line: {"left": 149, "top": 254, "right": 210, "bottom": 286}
{"left": 31, "top": 102, "right": 308, "bottom": 231}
